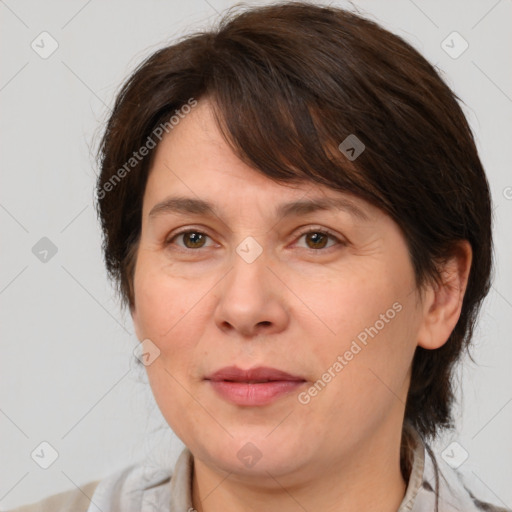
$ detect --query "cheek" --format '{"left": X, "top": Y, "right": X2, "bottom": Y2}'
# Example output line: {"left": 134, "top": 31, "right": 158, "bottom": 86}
{"left": 133, "top": 258, "right": 202, "bottom": 341}
{"left": 131, "top": 268, "right": 197, "bottom": 402}
{"left": 289, "top": 261, "right": 406, "bottom": 347}
{"left": 132, "top": 257, "right": 221, "bottom": 384}
{"left": 132, "top": 264, "right": 207, "bottom": 438}
{"left": 299, "top": 305, "right": 417, "bottom": 442}
{"left": 293, "top": 255, "right": 418, "bottom": 409}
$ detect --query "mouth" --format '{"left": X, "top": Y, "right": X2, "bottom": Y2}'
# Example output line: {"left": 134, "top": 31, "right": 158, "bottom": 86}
{"left": 205, "top": 366, "right": 307, "bottom": 406}
{"left": 205, "top": 365, "right": 306, "bottom": 383}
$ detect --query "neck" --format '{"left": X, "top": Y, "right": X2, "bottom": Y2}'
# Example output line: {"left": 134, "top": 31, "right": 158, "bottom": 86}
{"left": 191, "top": 421, "right": 409, "bottom": 512}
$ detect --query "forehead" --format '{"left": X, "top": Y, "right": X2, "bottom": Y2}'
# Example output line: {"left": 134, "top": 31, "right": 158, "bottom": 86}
{"left": 143, "top": 98, "right": 378, "bottom": 223}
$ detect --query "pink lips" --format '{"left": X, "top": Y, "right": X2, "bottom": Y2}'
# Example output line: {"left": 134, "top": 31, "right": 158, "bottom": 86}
{"left": 205, "top": 366, "right": 306, "bottom": 406}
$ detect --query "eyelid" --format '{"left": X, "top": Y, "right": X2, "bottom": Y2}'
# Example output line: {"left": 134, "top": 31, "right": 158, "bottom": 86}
{"left": 165, "top": 225, "right": 218, "bottom": 248}
{"left": 165, "top": 225, "right": 346, "bottom": 251}
{"left": 292, "top": 225, "right": 346, "bottom": 250}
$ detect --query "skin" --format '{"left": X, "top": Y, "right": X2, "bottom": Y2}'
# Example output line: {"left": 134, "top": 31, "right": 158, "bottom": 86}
{"left": 131, "top": 98, "right": 472, "bottom": 512}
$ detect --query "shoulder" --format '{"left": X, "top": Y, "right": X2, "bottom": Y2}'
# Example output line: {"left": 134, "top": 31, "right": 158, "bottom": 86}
{"left": 400, "top": 426, "right": 511, "bottom": 512}
{"left": 420, "top": 441, "right": 511, "bottom": 512}
{"left": 5, "top": 448, "right": 193, "bottom": 512}
{"left": 4, "top": 479, "right": 101, "bottom": 512}
{"left": 4, "top": 462, "right": 173, "bottom": 512}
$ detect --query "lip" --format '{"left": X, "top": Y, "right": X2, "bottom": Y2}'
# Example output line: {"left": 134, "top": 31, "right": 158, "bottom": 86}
{"left": 206, "top": 365, "right": 305, "bottom": 382}
{"left": 205, "top": 366, "right": 307, "bottom": 406}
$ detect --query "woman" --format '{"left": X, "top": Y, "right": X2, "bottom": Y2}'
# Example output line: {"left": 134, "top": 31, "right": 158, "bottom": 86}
{"left": 9, "top": 1, "right": 509, "bottom": 511}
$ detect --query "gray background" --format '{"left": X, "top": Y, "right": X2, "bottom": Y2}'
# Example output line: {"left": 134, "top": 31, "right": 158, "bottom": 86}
{"left": 1, "top": 0, "right": 511, "bottom": 509}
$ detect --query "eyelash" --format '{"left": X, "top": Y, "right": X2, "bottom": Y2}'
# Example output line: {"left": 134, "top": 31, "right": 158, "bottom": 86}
{"left": 165, "top": 226, "right": 345, "bottom": 253}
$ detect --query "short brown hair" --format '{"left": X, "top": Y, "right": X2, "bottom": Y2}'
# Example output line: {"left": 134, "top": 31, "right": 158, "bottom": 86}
{"left": 95, "top": 1, "right": 493, "bottom": 442}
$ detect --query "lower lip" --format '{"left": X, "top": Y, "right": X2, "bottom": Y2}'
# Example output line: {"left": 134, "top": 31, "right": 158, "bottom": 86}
{"left": 207, "top": 380, "right": 306, "bottom": 406}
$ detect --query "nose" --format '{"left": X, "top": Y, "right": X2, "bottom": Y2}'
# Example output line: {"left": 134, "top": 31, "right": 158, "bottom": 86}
{"left": 213, "top": 245, "right": 290, "bottom": 338}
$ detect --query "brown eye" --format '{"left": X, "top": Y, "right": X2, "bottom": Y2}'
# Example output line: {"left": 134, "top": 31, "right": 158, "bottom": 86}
{"left": 296, "top": 229, "right": 341, "bottom": 251}
{"left": 182, "top": 232, "right": 207, "bottom": 248}
{"left": 304, "top": 232, "right": 329, "bottom": 249}
{"left": 167, "top": 230, "right": 212, "bottom": 250}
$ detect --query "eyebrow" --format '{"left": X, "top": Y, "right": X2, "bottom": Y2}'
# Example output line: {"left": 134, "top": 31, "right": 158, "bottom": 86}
{"left": 148, "top": 195, "right": 370, "bottom": 222}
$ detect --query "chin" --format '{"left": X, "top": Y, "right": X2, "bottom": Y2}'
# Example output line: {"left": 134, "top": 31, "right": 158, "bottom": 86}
{"left": 200, "top": 434, "right": 303, "bottom": 473}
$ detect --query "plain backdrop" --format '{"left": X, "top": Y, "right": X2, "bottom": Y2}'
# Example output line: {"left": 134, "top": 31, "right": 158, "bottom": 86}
{"left": 1, "top": 0, "right": 511, "bottom": 509}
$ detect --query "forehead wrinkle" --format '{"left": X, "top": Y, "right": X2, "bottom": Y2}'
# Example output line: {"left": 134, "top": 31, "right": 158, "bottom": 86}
{"left": 148, "top": 195, "right": 370, "bottom": 225}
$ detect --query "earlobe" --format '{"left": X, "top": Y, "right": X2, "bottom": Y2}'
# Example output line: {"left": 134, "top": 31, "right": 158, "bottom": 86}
{"left": 130, "top": 304, "right": 141, "bottom": 341}
{"left": 416, "top": 241, "right": 472, "bottom": 350}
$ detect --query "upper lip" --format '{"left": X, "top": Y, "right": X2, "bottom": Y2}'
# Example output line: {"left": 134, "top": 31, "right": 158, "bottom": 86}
{"left": 205, "top": 366, "right": 306, "bottom": 383}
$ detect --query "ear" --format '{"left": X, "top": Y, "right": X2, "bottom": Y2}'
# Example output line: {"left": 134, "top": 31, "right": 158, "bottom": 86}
{"left": 130, "top": 303, "right": 142, "bottom": 342}
{"left": 416, "top": 240, "right": 472, "bottom": 350}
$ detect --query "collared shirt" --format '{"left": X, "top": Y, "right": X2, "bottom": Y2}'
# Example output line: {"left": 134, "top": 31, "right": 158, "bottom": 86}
{"left": 8, "top": 426, "right": 510, "bottom": 512}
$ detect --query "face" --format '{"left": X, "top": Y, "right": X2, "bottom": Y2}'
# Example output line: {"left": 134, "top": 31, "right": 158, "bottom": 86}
{"left": 131, "top": 98, "right": 425, "bottom": 481}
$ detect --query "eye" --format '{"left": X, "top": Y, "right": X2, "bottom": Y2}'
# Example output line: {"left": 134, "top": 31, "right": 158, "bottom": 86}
{"left": 165, "top": 227, "right": 345, "bottom": 253}
{"left": 166, "top": 229, "right": 215, "bottom": 250}
{"left": 294, "top": 228, "right": 344, "bottom": 251}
